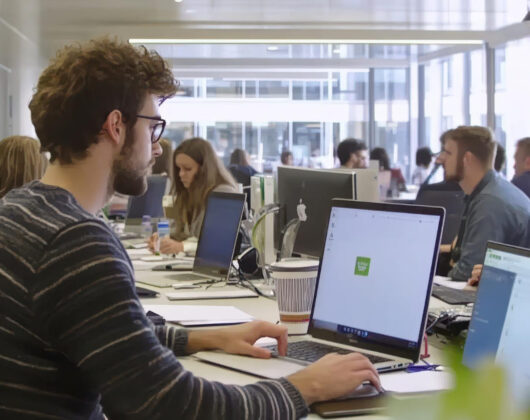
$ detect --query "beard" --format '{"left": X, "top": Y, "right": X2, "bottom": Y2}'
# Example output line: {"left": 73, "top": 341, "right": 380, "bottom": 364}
{"left": 444, "top": 158, "right": 464, "bottom": 183}
{"left": 111, "top": 131, "right": 152, "bottom": 196}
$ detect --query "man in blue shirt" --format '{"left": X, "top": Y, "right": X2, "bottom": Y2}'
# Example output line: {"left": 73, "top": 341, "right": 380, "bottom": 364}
{"left": 512, "top": 137, "right": 530, "bottom": 198}
{"left": 438, "top": 126, "right": 530, "bottom": 282}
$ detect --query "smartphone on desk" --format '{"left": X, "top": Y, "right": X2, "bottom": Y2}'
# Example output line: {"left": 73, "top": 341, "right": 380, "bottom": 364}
{"left": 311, "top": 385, "right": 388, "bottom": 417}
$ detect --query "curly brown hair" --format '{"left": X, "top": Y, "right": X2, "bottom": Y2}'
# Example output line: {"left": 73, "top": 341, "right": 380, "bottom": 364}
{"left": 29, "top": 38, "right": 178, "bottom": 164}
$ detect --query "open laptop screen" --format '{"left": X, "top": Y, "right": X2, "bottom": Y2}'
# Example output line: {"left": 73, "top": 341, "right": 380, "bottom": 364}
{"left": 311, "top": 201, "right": 443, "bottom": 360}
{"left": 462, "top": 242, "right": 530, "bottom": 409}
{"left": 193, "top": 192, "right": 245, "bottom": 278}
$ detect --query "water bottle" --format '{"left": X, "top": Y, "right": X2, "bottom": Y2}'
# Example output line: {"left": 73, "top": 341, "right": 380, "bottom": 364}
{"left": 141, "top": 215, "right": 152, "bottom": 238}
{"left": 156, "top": 220, "right": 170, "bottom": 254}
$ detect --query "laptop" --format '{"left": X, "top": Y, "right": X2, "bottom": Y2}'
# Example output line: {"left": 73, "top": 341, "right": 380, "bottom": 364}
{"left": 195, "top": 199, "right": 445, "bottom": 377}
{"left": 462, "top": 241, "right": 530, "bottom": 410}
{"left": 120, "top": 175, "right": 168, "bottom": 241}
{"left": 136, "top": 192, "right": 245, "bottom": 287}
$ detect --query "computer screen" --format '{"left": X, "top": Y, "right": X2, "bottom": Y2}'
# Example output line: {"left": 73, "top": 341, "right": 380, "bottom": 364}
{"left": 277, "top": 167, "right": 356, "bottom": 257}
{"left": 126, "top": 175, "right": 167, "bottom": 223}
{"left": 194, "top": 192, "right": 245, "bottom": 278}
{"left": 312, "top": 203, "right": 442, "bottom": 355}
{"left": 462, "top": 242, "right": 530, "bottom": 409}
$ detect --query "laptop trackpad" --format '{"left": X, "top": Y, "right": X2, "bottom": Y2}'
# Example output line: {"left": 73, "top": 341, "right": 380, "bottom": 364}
{"left": 194, "top": 351, "right": 305, "bottom": 379}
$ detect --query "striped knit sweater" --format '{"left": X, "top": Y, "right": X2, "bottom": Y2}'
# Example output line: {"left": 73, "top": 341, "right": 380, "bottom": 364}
{"left": 0, "top": 181, "right": 308, "bottom": 419}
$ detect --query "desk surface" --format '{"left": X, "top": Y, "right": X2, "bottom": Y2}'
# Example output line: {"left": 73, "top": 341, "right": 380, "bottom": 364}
{"left": 134, "top": 261, "right": 455, "bottom": 419}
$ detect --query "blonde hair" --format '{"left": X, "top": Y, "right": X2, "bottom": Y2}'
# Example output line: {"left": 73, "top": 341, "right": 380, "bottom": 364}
{"left": 171, "top": 137, "right": 236, "bottom": 239}
{"left": 0, "top": 136, "right": 48, "bottom": 198}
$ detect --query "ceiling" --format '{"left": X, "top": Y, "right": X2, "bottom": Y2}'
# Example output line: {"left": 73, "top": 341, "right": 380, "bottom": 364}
{"left": 0, "top": 0, "right": 529, "bottom": 62}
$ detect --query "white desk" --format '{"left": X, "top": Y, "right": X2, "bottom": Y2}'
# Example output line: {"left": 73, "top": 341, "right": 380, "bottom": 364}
{"left": 134, "top": 264, "right": 455, "bottom": 419}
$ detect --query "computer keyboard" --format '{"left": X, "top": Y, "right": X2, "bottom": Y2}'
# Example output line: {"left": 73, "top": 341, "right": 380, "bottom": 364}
{"left": 264, "top": 340, "right": 391, "bottom": 364}
{"left": 432, "top": 284, "right": 476, "bottom": 304}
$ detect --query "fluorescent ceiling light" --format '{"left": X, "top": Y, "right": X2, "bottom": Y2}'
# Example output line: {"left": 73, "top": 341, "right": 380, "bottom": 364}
{"left": 267, "top": 46, "right": 279, "bottom": 51}
{"left": 332, "top": 48, "right": 341, "bottom": 54}
{"left": 174, "top": 0, "right": 183, "bottom": 3}
{"left": 130, "top": 38, "right": 483, "bottom": 45}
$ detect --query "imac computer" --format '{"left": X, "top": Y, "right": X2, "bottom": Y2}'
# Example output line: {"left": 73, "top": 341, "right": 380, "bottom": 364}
{"left": 277, "top": 166, "right": 356, "bottom": 258}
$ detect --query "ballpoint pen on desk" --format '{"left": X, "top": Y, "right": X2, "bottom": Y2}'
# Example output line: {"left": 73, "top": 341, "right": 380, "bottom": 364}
{"left": 406, "top": 359, "right": 443, "bottom": 373}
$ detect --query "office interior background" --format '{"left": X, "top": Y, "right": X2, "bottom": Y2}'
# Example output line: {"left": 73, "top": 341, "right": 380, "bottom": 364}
{"left": 0, "top": 0, "right": 529, "bottom": 181}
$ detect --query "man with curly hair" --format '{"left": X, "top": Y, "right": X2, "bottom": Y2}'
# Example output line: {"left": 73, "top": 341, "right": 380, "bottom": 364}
{"left": 0, "top": 39, "right": 380, "bottom": 419}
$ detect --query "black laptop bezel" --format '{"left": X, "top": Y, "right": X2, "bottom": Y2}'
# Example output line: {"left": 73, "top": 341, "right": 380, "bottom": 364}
{"left": 192, "top": 191, "right": 246, "bottom": 280}
{"left": 484, "top": 241, "right": 530, "bottom": 260}
{"left": 307, "top": 199, "right": 445, "bottom": 362}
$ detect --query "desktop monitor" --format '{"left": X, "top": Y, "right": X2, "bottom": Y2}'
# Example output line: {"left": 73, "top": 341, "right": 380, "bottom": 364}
{"left": 277, "top": 166, "right": 356, "bottom": 258}
{"left": 462, "top": 241, "right": 530, "bottom": 410}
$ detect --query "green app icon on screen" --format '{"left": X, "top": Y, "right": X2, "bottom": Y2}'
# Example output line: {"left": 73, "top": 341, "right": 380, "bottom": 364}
{"left": 355, "top": 257, "right": 371, "bottom": 276}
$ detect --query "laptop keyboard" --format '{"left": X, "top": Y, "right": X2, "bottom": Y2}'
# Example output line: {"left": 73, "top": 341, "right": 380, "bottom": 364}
{"left": 432, "top": 284, "right": 476, "bottom": 304}
{"left": 171, "top": 273, "right": 210, "bottom": 282}
{"left": 264, "top": 340, "right": 391, "bottom": 365}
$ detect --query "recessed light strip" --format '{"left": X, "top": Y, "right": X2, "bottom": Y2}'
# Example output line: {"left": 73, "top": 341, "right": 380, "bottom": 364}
{"left": 129, "top": 38, "right": 483, "bottom": 45}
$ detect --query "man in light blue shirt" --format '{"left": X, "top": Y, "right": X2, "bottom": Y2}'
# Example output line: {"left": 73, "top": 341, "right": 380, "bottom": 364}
{"left": 438, "top": 126, "right": 530, "bottom": 282}
{"left": 512, "top": 137, "right": 530, "bottom": 198}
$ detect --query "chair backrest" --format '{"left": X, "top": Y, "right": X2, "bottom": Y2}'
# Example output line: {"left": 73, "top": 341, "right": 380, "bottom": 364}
{"left": 415, "top": 189, "right": 465, "bottom": 244}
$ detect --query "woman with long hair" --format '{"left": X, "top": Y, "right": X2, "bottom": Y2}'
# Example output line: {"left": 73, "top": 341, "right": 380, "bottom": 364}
{"left": 148, "top": 137, "right": 237, "bottom": 255}
{"left": 0, "top": 136, "right": 48, "bottom": 198}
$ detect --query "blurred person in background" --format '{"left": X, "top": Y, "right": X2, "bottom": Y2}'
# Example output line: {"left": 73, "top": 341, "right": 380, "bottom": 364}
{"left": 0, "top": 135, "right": 48, "bottom": 198}
{"left": 148, "top": 137, "right": 237, "bottom": 255}
{"left": 281, "top": 149, "right": 294, "bottom": 166}
{"left": 336, "top": 138, "right": 368, "bottom": 169}
{"left": 512, "top": 137, "right": 530, "bottom": 198}
{"left": 411, "top": 147, "right": 433, "bottom": 185}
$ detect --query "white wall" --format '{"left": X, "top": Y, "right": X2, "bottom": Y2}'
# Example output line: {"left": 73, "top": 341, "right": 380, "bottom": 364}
{"left": 0, "top": 0, "right": 43, "bottom": 139}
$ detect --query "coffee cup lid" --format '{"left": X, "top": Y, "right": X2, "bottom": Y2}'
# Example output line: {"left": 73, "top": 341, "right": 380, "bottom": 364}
{"left": 270, "top": 259, "right": 319, "bottom": 272}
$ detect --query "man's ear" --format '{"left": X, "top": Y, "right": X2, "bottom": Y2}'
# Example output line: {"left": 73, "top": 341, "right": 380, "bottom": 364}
{"left": 100, "top": 110, "right": 125, "bottom": 146}
{"left": 462, "top": 150, "right": 474, "bottom": 168}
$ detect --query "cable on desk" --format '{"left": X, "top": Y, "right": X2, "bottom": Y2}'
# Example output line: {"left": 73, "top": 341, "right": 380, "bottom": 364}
{"left": 231, "top": 261, "right": 275, "bottom": 300}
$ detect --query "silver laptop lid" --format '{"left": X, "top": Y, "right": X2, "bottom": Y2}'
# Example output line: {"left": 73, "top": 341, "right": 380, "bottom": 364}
{"left": 463, "top": 241, "right": 530, "bottom": 410}
{"left": 309, "top": 199, "right": 445, "bottom": 362}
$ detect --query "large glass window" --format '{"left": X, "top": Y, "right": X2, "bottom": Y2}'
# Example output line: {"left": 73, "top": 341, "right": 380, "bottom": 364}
{"left": 205, "top": 122, "right": 243, "bottom": 165}
{"left": 163, "top": 122, "right": 195, "bottom": 145}
{"left": 292, "top": 122, "right": 322, "bottom": 166}
{"left": 373, "top": 68, "right": 410, "bottom": 177}
{"left": 496, "top": 39, "right": 530, "bottom": 180}
{"left": 469, "top": 49, "right": 487, "bottom": 126}
{"left": 258, "top": 81, "right": 289, "bottom": 98}
{"left": 206, "top": 79, "right": 243, "bottom": 97}
{"left": 244, "top": 122, "right": 289, "bottom": 162}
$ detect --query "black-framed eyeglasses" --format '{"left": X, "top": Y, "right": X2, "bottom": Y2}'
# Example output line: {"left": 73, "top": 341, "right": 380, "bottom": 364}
{"left": 136, "top": 114, "right": 166, "bottom": 144}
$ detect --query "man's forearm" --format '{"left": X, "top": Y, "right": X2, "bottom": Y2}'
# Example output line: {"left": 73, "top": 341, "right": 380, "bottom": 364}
{"left": 186, "top": 329, "right": 224, "bottom": 353}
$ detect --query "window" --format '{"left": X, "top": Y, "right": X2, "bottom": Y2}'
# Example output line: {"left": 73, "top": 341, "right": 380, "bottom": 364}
{"left": 206, "top": 79, "right": 243, "bottom": 97}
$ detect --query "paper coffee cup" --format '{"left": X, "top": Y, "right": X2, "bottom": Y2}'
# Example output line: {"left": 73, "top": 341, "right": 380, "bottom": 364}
{"left": 270, "top": 259, "right": 319, "bottom": 335}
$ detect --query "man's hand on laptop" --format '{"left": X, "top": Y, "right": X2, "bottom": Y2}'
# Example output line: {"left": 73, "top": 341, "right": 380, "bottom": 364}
{"left": 287, "top": 353, "right": 381, "bottom": 405}
{"left": 186, "top": 320, "right": 288, "bottom": 358}
{"left": 467, "top": 264, "right": 483, "bottom": 286}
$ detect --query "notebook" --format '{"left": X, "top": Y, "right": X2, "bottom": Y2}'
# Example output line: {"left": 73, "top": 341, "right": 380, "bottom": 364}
{"left": 136, "top": 191, "right": 245, "bottom": 288}
{"left": 195, "top": 199, "right": 444, "bottom": 376}
{"left": 462, "top": 241, "right": 530, "bottom": 410}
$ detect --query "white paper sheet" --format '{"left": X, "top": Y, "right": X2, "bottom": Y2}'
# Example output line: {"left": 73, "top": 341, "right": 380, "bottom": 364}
{"left": 166, "top": 290, "right": 258, "bottom": 300}
{"left": 143, "top": 304, "right": 254, "bottom": 326}
{"left": 381, "top": 370, "right": 453, "bottom": 394}
{"left": 433, "top": 275, "right": 467, "bottom": 290}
